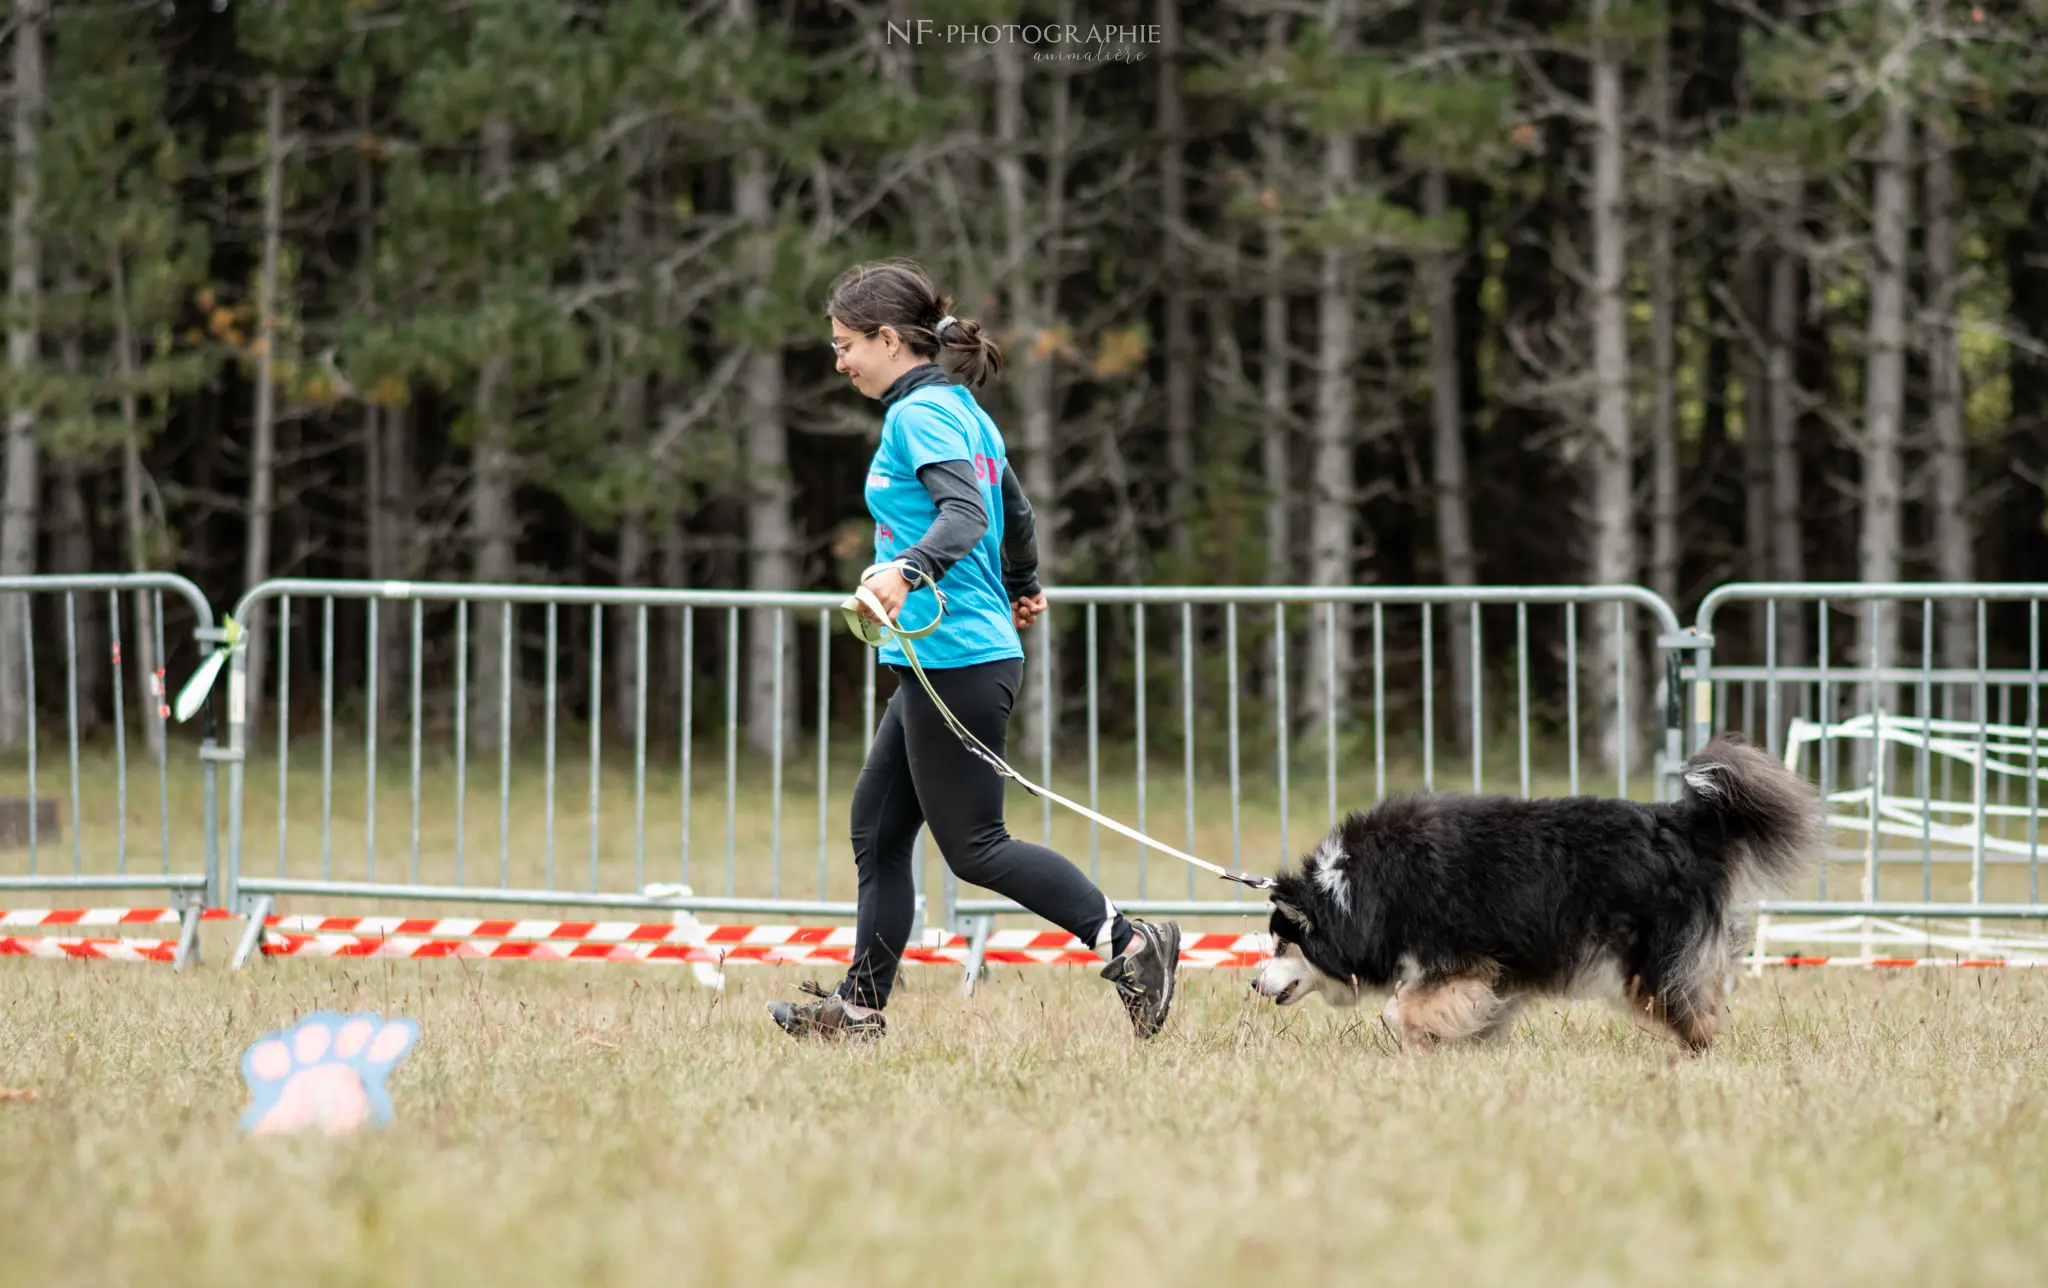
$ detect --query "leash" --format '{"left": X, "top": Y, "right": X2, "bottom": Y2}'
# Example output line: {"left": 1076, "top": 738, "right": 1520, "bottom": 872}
{"left": 840, "top": 562, "right": 1276, "bottom": 892}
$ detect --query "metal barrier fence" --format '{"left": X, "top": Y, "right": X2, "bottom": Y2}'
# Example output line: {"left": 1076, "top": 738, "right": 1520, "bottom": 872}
{"left": 1687, "top": 584, "right": 2048, "bottom": 952}
{"left": 0, "top": 574, "right": 225, "bottom": 967}
{"left": 20, "top": 572, "right": 2048, "bottom": 975}
{"left": 219, "top": 579, "right": 882, "bottom": 966}
{"left": 212, "top": 578, "right": 1687, "bottom": 969}
{"left": 946, "top": 586, "right": 1687, "bottom": 949}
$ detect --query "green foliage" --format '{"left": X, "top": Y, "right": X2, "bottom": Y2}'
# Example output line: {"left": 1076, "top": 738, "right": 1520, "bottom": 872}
{"left": 1389, "top": 75, "right": 1522, "bottom": 175}
{"left": 28, "top": 2, "right": 215, "bottom": 463}
{"left": 1294, "top": 192, "right": 1458, "bottom": 255}
{"left": 14, "top": 0, "right": 2048, "bottom": 605}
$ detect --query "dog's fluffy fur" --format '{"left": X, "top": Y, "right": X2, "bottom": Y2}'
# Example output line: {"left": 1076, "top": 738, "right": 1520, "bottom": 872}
{"left": 1249, "top": 733, "right": 1822, "bottom": 1052}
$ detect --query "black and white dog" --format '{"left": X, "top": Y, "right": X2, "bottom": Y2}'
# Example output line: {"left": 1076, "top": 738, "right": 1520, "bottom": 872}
{"left": 1249, "top": 734, "right": 1822, "bottom": 1052}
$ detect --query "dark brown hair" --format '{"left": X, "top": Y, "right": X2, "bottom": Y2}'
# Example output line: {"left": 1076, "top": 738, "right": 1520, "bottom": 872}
{"left": 824, "top": 258, "right": 1005, "bottom": 389}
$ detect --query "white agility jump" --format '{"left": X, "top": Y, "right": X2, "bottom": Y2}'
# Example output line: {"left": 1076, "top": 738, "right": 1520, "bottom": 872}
{"left": 1755, "top": 713, "right": 2048, "bottom": 967}
{"left": 1784, "top": 712, "right": 2048, "bottom": 860}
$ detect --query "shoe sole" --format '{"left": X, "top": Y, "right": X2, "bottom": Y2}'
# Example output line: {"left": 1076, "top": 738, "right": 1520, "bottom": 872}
{"left": 1150, "top": 923, "right": 1181, "bottom": 1037}
{"left": 1120, "top": 921, "right": 1181, "bottom": 1039}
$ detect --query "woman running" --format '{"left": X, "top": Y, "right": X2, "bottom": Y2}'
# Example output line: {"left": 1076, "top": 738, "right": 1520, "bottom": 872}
{"left": 767, "top": 258, "right": 1182, "bottom": 1041}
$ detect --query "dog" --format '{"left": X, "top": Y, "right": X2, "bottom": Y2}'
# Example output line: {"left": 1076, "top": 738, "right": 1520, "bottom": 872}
{"left": 1249, "top": 733, "right": 1822, "bottom": 1052}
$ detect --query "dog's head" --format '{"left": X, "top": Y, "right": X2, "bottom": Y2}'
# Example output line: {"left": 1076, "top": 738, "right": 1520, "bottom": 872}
{"left": 1249, "top": 837, "right": 1368, "bottom": 1009}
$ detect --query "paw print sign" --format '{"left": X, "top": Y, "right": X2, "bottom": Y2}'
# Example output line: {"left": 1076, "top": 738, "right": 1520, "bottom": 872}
{"left": 240, "top": 1011, "right": 419, "bottom": 1137}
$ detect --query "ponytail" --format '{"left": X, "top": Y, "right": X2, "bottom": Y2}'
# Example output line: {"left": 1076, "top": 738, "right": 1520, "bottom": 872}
{"left": 933, "top": 310, "right": 1004, "bottom": 389}
{"left": 826, "top": 258, "right": 1006, "bottom": 388}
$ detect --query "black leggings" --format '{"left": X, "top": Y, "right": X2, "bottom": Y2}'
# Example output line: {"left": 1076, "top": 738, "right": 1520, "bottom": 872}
{"left": 837, "top": 657, "right": 1131, "bottom": 1009}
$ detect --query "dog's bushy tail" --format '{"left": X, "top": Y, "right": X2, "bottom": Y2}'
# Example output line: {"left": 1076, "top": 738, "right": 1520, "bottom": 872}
{"left": 1680, "top": 732, "right": 1825, "bottom": 895}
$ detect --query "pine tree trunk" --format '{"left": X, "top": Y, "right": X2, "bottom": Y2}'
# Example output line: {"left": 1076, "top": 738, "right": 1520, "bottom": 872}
{"left": 725, "top": 0, "right": 796, "bottom": 759}
{"left": 49, "top": 460, "right": 105, "bottom": 731}
{"left": 111, "top": 252, "right": 162, "bottom": 755}
{"left": 1584, "top": 0, "right": 1637, "bottom": 773}
{"left": 376, "top": 401, "right": 412, "bottom": 713}
{"left": 612, "top": 180, "right": 652, "bottom": 740}
{"left": 364, "top": 392, "right": 384, "bottom": 567}
{"left": 1158, "top": 0, "right": 1194, "bottom": 568}
{"left": 356, "top": 88, "right": 407, "bottom": 732}
{"left": 1259, "top": 11, "right": 1290, "bottom": 590}
{"left": 1741, "top": 246, "right": 1772, "bottom": 586}
{"left": 1924, "top": 102, "right": 1972, "bottom": 680}
{"left": 1647, "top": 25, "right": 1679, "bottom": 612}
{"left": 52, "top": 277, "right": 103, "bottom": 731}
{"left": 469, "top": 115, "right": 519, "bottom": 753}
{"left": 1425, "top": 164, "right": 1476, "bottom": 754}
{"left": 658, "top": 513, "right": 686, "bottom": 737}
{"left": 0, "top": 0, "right": 46, "bottom": 753}
{"left": 1303, "top": 0, "right": 1357, "bottom": 737}
{"left": 997, "top": 36, "right": 1061, "bottom": 763}
{"left": 241, "top": 76, "right": 285, "bottom": 750}
{"left": 1767, "top": 209, "right": 1806, "bottom": 676}
{"left": 733, "top": 140, "right": 795, "bottom": 758}
{"left": 364, "top": 398, "right": 392, "bottom": 731}
{"left": 1859, "top": 89, "right": 1912, "bottom": 724}
{"left": 614, "top": 503, "right": 648, "bottom": 739}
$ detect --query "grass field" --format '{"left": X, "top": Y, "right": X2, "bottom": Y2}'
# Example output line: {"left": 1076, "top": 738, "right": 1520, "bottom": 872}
{"left": 5, "top": 735, "right": 2048, "bottom": 1283}
{"left": 1, "top": 953, "right": 2045, "bottom": 1285}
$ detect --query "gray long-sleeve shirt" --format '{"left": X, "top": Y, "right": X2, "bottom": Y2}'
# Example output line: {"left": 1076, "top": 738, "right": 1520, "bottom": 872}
{"left": 898, "top": 459, "right": 1041, "bottom": 601}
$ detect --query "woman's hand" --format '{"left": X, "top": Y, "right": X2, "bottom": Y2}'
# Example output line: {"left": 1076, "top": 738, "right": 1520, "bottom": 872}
{"left": 858, "top": 568, "right": 911, "bottom": 625}
{"left": 1012, "top": 592, "right": 1048, "bottom": 631}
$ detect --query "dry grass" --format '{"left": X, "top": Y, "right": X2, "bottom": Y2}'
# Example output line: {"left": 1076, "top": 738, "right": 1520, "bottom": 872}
{"left": 1, "top": 953, "right": 2045, "bottom": 1285}
{"left": 5, "top": 737, "right": 2046, "bottom": 1283}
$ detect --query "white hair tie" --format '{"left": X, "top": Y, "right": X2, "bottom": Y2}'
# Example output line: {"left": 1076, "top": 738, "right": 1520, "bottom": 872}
{"left": 935, "top": 315, "right": 957, "bottom": 337}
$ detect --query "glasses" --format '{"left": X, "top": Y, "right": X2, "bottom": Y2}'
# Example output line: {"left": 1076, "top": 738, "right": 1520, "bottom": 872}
{"left": 830, "top": 329, "right": 876, "bottom": 358}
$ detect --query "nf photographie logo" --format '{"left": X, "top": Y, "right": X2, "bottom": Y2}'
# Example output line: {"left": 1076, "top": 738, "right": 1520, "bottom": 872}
{"left": 886, "top": 19, "right": 1161, "bottom": 63}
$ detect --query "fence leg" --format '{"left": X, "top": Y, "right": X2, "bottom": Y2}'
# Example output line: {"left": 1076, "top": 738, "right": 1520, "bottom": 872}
{"left": 1660, "top": 629, "right": 1708, "bottom": 800}
{"left": 173, "top": 902, "right": 204, "bottom": 972}
{"left": 230, "top": 895, "right": 273, "bottom": 970}
{"left": 957, "top": 914, "right": 993, "bottom": 997}
{"left": 1748, "top": 913, "right": 1772, "bottom": 977}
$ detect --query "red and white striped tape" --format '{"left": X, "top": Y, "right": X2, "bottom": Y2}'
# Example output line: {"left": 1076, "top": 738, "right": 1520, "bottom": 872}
{"left": 236, "top": 917, "right": 2048, "bottom": 970}
{"left": 0, "top": 910, "right": 233, "bottom": 967}
{"left": 261, "top": 914, "right": 719, "bottom": 944}
{"left": 254, "top": 921, "right": 1273, "bottom": 968}
{"left": 1756, "top": 955, "right": 2048, "bottom": 968}
{"left": 0, "top": 936, "right": 179, "bottom": 963}
{"left": 0, "top": 908, "right": 231, "bottom": 928}
{"left": 9, "top": 909, "right": 2048, "bottom": 971}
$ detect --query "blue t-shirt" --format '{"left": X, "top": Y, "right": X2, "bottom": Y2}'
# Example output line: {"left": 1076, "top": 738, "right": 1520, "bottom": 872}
{"left": 865, "top": 385, "right": 1024, "bottom": 670}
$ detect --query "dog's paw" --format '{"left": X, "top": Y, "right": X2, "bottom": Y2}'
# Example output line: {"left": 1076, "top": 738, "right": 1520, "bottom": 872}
{"left": 240, "top": 1011, "right": 418, "bottom": 1137}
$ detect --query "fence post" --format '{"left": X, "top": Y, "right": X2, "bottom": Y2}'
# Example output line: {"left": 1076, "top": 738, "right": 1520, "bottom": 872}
{"left": 218, "top": 622, "right": 249, "bottom": 917}
{"left": 191, "top": 621, "right": 232, "bottom": 919}
{"left": 1660, "top": 626, "right": 1715, "bottom": 799}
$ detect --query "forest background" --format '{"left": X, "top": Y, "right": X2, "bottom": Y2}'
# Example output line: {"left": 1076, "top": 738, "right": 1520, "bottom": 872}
{"left": 0, "top": 0, "right": 2041, "bottom": 769}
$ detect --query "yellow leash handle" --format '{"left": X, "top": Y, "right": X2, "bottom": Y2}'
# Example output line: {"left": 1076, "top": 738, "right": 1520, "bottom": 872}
{"left": 839, "top": 560, "right": 948, "bottom": 647}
